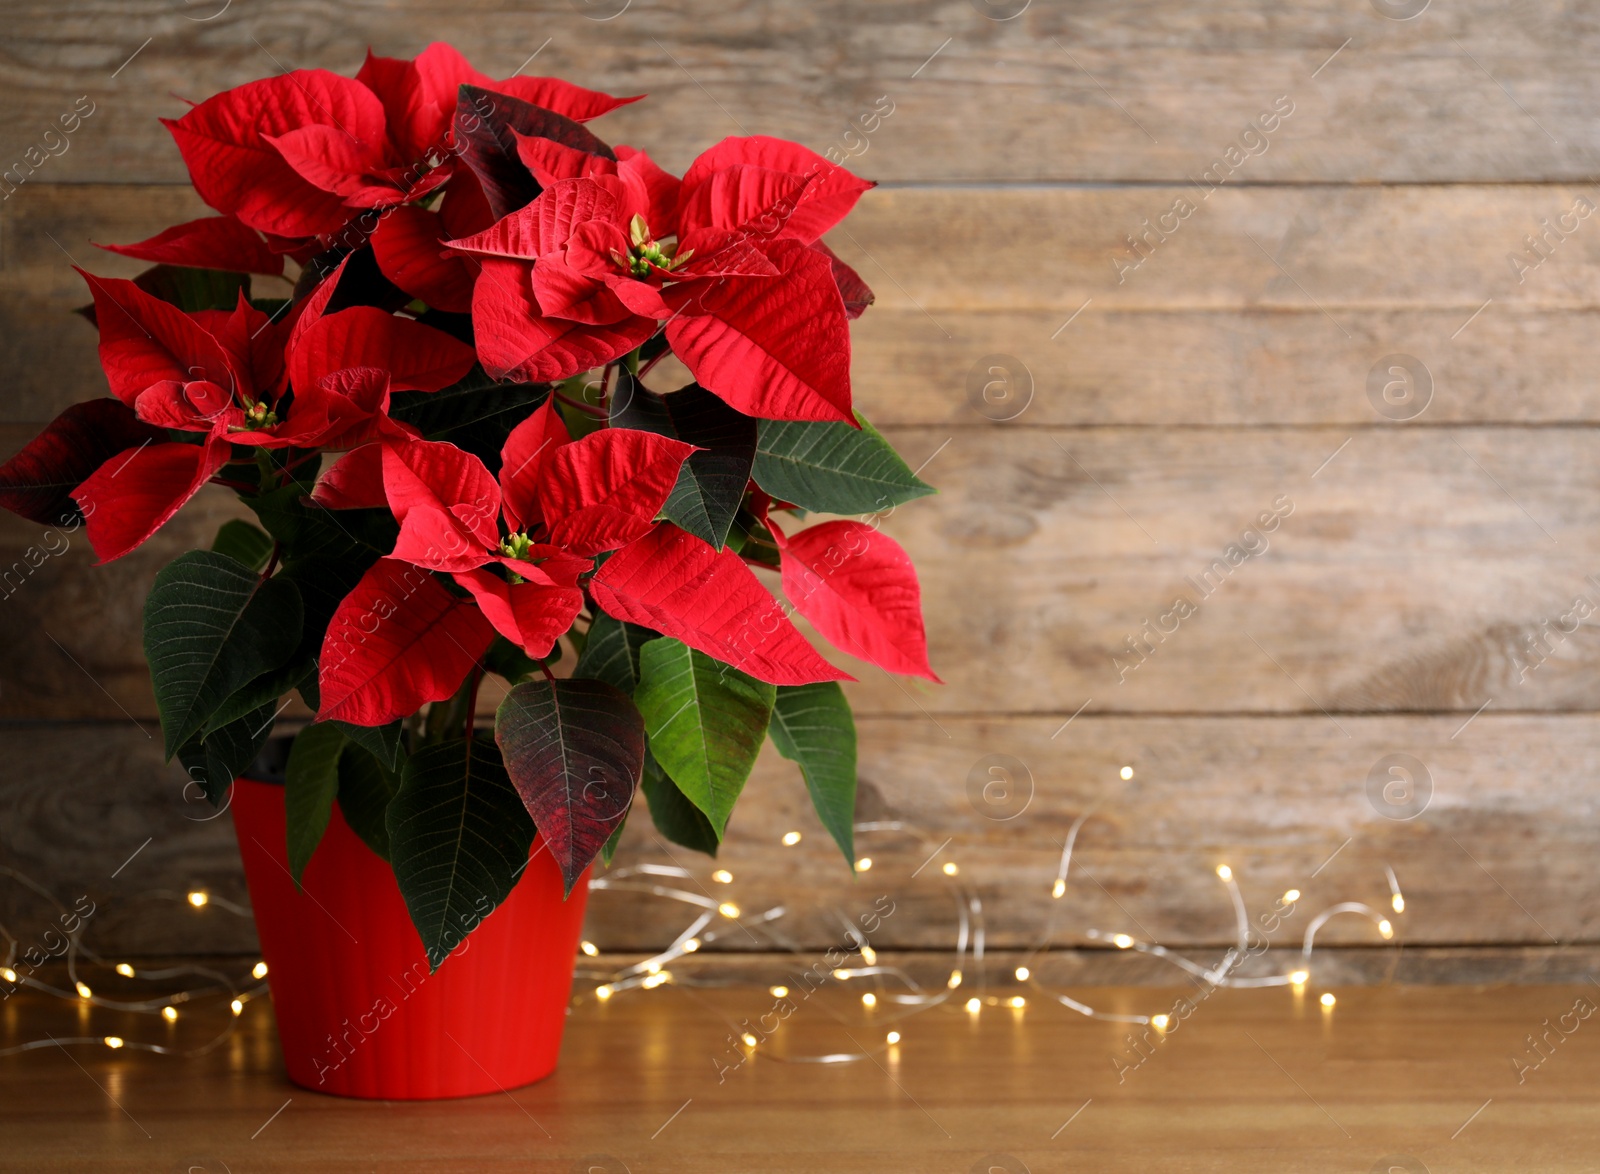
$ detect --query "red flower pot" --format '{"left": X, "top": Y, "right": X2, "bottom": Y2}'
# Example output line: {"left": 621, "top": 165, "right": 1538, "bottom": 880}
{"left": 230, "top": 777, "right": 590, "bottom": 1099}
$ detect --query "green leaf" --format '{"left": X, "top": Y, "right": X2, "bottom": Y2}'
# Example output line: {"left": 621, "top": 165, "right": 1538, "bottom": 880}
{"left": 285, "top": 723, "right": 346, "bottom": 884}
{"left": 211, "top": 520, "right": 275, "bottom": 572}
{"left": 330, "top": 720, "right": 405, "bottom": 772}
{"left": 484, "top": 634, "right": 559, "bottom": 685}
{"left": 134, "top": 264, "right": 250, "bottom": 312}
{"left": 177, "top": 702, "right": 277, "bottom": 807}
{"left": 634, "top": 638, "right": 774, "bottom": 836}
{"left": 598, "top": 811, "right": 628, "bottom": 867}
{"left": 573, "top": 613, "right": 658, "bottom": 694}
{"left": 640, "top": 747, "right": 720, "bottom": 856}
{"left": 769, "top": 682, "right": 858, "bottom": 866}
{"left": 338, "top": 742, "right": 398, "bottom": 862}
{"left": 387, "top": 736, "right": 535, "bottom": 970}
{"left": 611, "top": 375, "right": 757, "bottom": 549}
{"left": 247, "top": 487, "right": 397, "bottom": 568}
{"left": 144, "top": 550, "right": 304, "bottom": 759}
{"left": 200, "top": 655, "right": 315, "bottom": 737}
{"left": 753, "top": 412, "right": 935, "bottom": 515}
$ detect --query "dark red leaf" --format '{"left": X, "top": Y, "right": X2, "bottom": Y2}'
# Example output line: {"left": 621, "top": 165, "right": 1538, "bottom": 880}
{"left": 495, "top": 677, "right": 645, "bottom": 893}
{"left": 0, "top": 400, "right": 166, "bottom": 526}
{"left": 453, "top": 84, "right": 617, "bottom": 222}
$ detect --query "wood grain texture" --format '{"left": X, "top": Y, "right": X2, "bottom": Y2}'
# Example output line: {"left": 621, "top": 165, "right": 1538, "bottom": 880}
{"left": 3, "top": 1, "right": 1600, "bottom": 184}
{"left": 4, "top": 716, "right": 1592, "bottom": 955}
{"left": 3, "top": 982, "right": 1598, "bottom": 1172}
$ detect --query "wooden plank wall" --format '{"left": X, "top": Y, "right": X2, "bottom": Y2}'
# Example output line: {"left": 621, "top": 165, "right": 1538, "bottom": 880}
{"left": 3, "top": 1, "right": 1598, "bottom": 969}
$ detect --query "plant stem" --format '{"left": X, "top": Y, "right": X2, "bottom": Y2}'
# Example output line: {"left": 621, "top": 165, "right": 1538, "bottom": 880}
{"left": 260, "top": 542, "right": 282, "bottom": 581}
{"left": 538, "top": 660, "right": 557, "bottom": 683}
{"left": 463, "top": 663, "right": 484, "bottom": 742}
{"left": 553, "top": 390, "right": 607, "bottom": 418}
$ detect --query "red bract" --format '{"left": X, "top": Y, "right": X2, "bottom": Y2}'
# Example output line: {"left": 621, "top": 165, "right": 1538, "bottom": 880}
{"left": 590, "top": 524, "right": 850, "bottom": 686}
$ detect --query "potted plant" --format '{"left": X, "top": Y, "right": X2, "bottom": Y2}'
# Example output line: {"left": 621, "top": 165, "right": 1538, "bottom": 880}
{"left": 0, "top": 43, "right": 938, "bottom": 1099}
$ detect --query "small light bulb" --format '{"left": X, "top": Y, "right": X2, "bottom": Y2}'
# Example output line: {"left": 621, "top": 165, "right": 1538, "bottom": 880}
{"left": 965, "top": 997, "right": 981, "bottom": 1013}
{"left": 741, "top": 1032, "right": 759, "bottom": 1048}
{"left": 1113, "top": 934, "right": 1134, "bottom": 949}
{"left": 1320, "top": 992, "right": 1336, "bottom": 1008}
{"left": 230, "top": 999, "right": 244, "bottom": 1016}
{"left": 251, "top": 961, "right": 268, "bottom": 980}
{"left": 1392, "top": 894, "right": 1405, "bottom": 913}
{"left": 187, "top": 891, "right": 209, "bottom": 908}
{"left": 1215, "top": 864, "right": 1233, "bottom": 881}
{"left": 886, "top": 1030, "right": 901, "bottom": 1045}
{"left": 947, "top": 969, "right": 963, "bottom": 989}
{"left": 1378, "top": 919, "right": 1394, "bottom": 939}
{"left": 0, "top": 968, "right": 15, "bottom": 984}
{"left": 115, "top": 963, "right": 135, "bottom": 978}
{"left": 861, "top": 993, "right": 877, "bottom": 1008}
{"left": 1151, "top": 1013, "right": 1170, "bottom": 1030}
{"left": 103, "top": 1036, "right": 124, "bottom": 1049}
{"left": 580, "top": 940, "right": 600, "bottom": 957}
{"left": 769, "top": 985, "right": 789, "bottom": 999}
{"left": 75, "top": 982, "right": 92, "bottom": 1000}
{"left": 712, "top": 869, "right": 734, "bottom": 884}
{"left": 1289, "top": 969, "right": 1309, "bottom": 985}
{"left": 1015, "top": 966, "right": 1030, "bottom": 981}
{"left": 1283, "top": 889, "right": 1301, "bottom": 904}
{"left": 942, "top": 862, "right": 959, "bottom": 876}
{"left": 781, "top": 831, "right": 802, "bottom": 846}
{"left": 1009, "top": 996, "right": 1026, "bottom": 1009}
{"left": 856, "top": 857, "right": 873, "bottom": 872}
{"left": 595, "top": 985, "right": 613, "bottom": 1001}
{"left": 162, "top": 1006, "right": 178, "bottom": 1023}
{"left": 718, "top": 902, "right": 741, "bottom": 919}
{"left": 643, "top": 972, "right": 668, "bottom": 989}
{"left": 1052, "top": 878, "right": 1066, "bottom": 899}
{"left": 1120, "top": 766, "right": 1134, "bottom": 780}
{"left": 860, "top": 945, "right": 876, "bottom": 965}
{"left": 683, "top": 938, "right": 701, "bottom": 953}
{"left": 646, "top": 961, "right": 661, "bottom": 974}
{"left": 833, "top": 968, "right": 850, "bottom": 980}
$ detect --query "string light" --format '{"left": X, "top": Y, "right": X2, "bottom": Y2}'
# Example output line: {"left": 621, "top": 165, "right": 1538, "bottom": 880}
{"left": 115, "top": 963, "right": 135, "bottom": 978}
{"left": 942, "top": 862, "right": 959, "bottom": 876}
{"left": 861, "top": 993, "right": 877, "bottom": 1008}
{"left": 718, "top": 902, "right": 741, "bottom": 919}
{"left": 252, "top": 961, "right": 268, "bottom": 980}
{"left": 161, "top": 1006, "right": 178, "bottom": 1023}
{"left": 1289, "top": 969, "right": 1309, "bottom": 986}
{"left": 1320, "top": 992, "right": 1336, "bottom": 1008}
{"left": 781, "top": 832, "right": 802, "bottom": 846}
{"left": 1392, "top": 894, "right": 1405, "bottom": 914}
{"left": 860, "top": 945, "right": 876, "bottom": 965}
{"left": 885, "top": 1030, "right": 901, "bottom": 1045}
{"left": 1215, "top": 864, "right": 1233, "bottom": 881}
{"left": 187, "top": 891, "right": 209, "bottom": 908}
{"left": 1120, "top": 766, "right": 1134, "bottom": 780}
{"left": 1151, "top": 1014, "right": 1170, "bottom": 1031}
{"left": 683, "top": 938, "right": 701, "bottom": 953}
{"left": 1014, "top": 966, "right": 1030, "bottom": 981}
{"left": 1378, "top": 919, "right": 1394, "bottom": 939}
{"left": 1008, "top": 996, "right": 1026, "bottom": 1009}
{"left": 712, "top": 870, "right": 734, "bottom": 884}
{"left": 769, "top": 985, "right": 788, "bottom": 999}
{"left": 1052, "top": 879, "right": 1066, "bottom": 899}
{"left": 1282, "top": 889, "right": 1301, "bottom": 903}
{"left": 741, "top": 1032, "right": 758, "bottom": 1047}
{"left": 580, "top": 940, "right": 600, "bottom": 957}
{"left": 856, "top": 858, "right": 873, "bottom": 872}
{"left": 595, "top": 985, "right": 613, "bottom": 1001}
{"left": 230, "top": 999, "right": 244, "bottom": 1016}
{"left": 74, "top": 982, "right": 92, "bottom": 1000}
{"left": 0, "top": 968, "right": 14, "bottom": 984}
{"left": 1112, "top": 934, "right": 1134, "bottom": 949}
{"left": 947, "top": 969, "right": 963, "bottom": 989}
{"left": 103, "top": 1036, "right": 124, "bottom": 1049}
{"left": 965, "top": 997, "right": 981, "bottom": 1013}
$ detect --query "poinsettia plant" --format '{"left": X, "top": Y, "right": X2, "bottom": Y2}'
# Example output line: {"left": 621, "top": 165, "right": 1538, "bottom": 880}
{"left": 0, "top": 44, "right": 937, "bottom": 966}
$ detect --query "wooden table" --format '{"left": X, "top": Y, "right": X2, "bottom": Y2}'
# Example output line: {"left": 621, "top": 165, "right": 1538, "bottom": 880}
{"left": 4, "top": 980, "right": 1597, "bottom": 1172}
